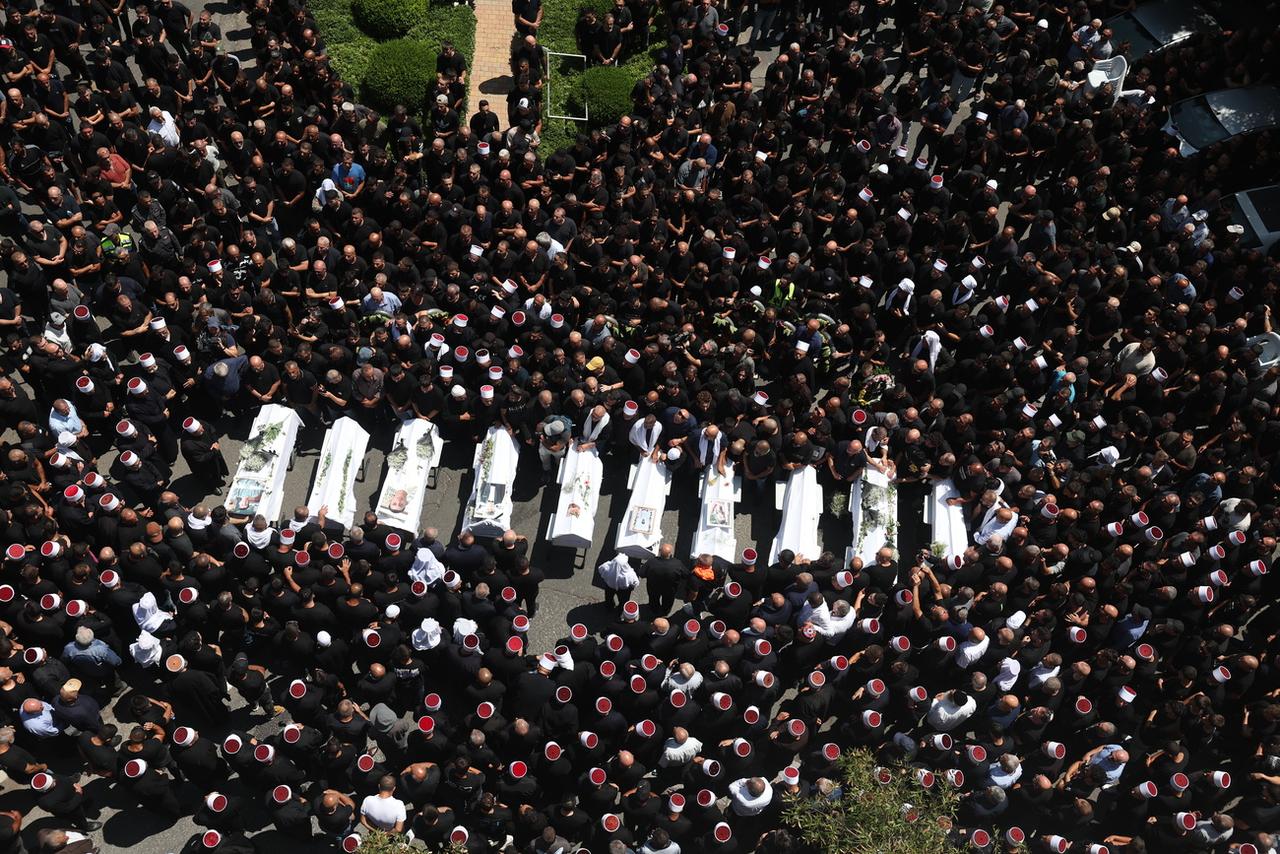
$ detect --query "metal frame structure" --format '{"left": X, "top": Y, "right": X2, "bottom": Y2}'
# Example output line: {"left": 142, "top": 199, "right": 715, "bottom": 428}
{"left": 543, "top": 48, "right": 589, "bottom": 122}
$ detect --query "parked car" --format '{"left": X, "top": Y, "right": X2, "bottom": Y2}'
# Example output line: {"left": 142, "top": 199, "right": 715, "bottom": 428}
{"left": 1224, "top": 184, "right": 1280, "bottom": 253}
{"left": 1163, "top": 85, "right": 1280, "bottom": 156}
{"left": 1106, "top": 0, "right": 1219, "bottom": 58}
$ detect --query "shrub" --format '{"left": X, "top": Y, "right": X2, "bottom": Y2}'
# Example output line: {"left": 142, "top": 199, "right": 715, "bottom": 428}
{"left": 361, "top": 39, "right": 438, "bottom": 114}
{"left": 308, "top": 0, "right": 378, "bottom": 84}
{"left": 783, "top": 748, "right": 961, "bottom": 854}
{"left": 407, "top": 3, "right": 476, "bottom": 65}
{"left": 352, "top": 0, "right": 426, "bottom": 39}
{"left": 573, "top": 64, "right": 637, "bottom": 126}
{"left": 541, "top": 0, "right": 612, "bottom": 55}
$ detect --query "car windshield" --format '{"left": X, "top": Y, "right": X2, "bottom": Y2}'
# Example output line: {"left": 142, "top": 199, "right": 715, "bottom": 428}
{"left": 1108, "top": 12, "right": 1161, "bottom": 56}
{"left": 1246, "top": 186, "right": 1280, "bottom": 234}
{"left": 1170, "top": 97, "right": 1230, "bottom": 149}
{"left": 1223, "top": 195, "right": 1262, "bottom": 249}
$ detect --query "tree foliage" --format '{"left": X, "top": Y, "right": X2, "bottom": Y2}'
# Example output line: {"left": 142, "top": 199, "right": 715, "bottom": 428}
{"left": 351, "top": 829, "right": 465, "bottom": 854}
{"left": 361, "top": 39, "right": 438, "bottom": 113}
{"left": 352, "top": 0, "right": 427, "bottom": 40}
{"left": 782, "top": 748, "right": 962, "bottom": 854}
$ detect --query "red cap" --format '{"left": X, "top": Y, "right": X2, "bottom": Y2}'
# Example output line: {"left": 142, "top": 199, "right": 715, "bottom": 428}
{"left": 714, "top": 823, "right": 732, "bottom": 843}
{"left": 589, "top": 767, "right": 607, "bottom": 785}
{"left": 203, "top": 831, "right": 223, "bottom": 850}
{"left": 637, "top": 720, "right": 656, "bottom": 737}
{"left": 476, "top": 702, "right": 495, "bottom": 720}
{"left": 508, "top": 760, "right": 527, "bottom": 779}
{"left": 417, "top": 716, "right": 435, "bottom": 734}
{"left": 595, "top": 697, "right": 612, "bottom": 715}
{"left": 356, "top": 754, "right": 375, "bottom": 773}
{"left": 272, "top": 785, "right": 291, "bottom": 804}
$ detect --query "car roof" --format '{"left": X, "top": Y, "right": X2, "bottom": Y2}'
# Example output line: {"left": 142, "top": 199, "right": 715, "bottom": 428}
{"left": 1243, "top": 185, "right": 1280, "bottom": 234}
{"left": 1204, "top": 85, "right": 1280, "bottom": 136}
{"left": 1129, "top": 0, "right": 1219, "bottom": 46}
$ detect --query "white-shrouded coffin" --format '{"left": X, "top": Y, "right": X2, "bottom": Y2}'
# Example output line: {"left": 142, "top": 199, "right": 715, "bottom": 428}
{"left": 691, "top": 463, "right": 741, "bottom": 560}
{"left": 770, "top": 465, "right": 823, "bottom": 563}
{"left": 306, "top": 417, "right": 371, "bottom": 529}
{"left": 924, "top": 478, "right": 969, "bottom": 561}
{"left": 848, "top": 467, "right": 899, "bottom": 566}
{"left": 616, "top": 456, "right": 672, "bottom": 559}
{"left": 224, "top": 404, "right": 303, "bottom": 522}
{"left": 461, "top": 426, "right": 520, "bottom": 537}
{"left": 375, "top": 418, "right": 442, "bottom": 532}
{"left": 548, "top": 445, "right": 604, "bottom": 549}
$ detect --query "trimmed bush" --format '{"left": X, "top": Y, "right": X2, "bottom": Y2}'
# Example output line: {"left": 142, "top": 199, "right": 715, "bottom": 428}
{"left": 541, "top": 0, "right": 612, "bottom": 55}
{"left": 309, "top": 0, "right": 378, "bottom": 84}
{"left": 407, "top": 3, "right": 476, "bottom": 65}
{"left": 573, "top": 63, "right": 639, "bottom": 126}
{"left": 352, "top": 0, "right": 427, "bottom": 40}
{"left": 361, "top": 39, "right": 438, "bottom": 113}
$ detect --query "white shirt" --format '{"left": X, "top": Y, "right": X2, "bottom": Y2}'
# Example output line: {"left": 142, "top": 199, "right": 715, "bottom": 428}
{"left": 927, "top": 694, "right": 977, "bottom": 731}
{"left": 360, "top": 793, "right": 407, "bottom": 830}
{"left": 994, "top": 657, "right": 1022, "bottom": 691}
{"left": 954, "top": 635, "right": 989, "bottom": 668}
{"left": 728, "top": 778, "right": 774, "bottom": 816}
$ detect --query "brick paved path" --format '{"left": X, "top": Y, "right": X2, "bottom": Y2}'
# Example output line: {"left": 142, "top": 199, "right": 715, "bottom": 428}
{"left": 468, "top": 0, "right": 515, "bottom": 120}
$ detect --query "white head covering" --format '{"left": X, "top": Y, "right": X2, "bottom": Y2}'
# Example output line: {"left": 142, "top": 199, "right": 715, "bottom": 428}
{"left": 132, "top": 591, "right": 172, "bottom": 633}
{"left": 910, "top": 330, "right": 943, "bottom": 372}
{"left": 411, "top": 617, "right": 443, "bottom": 651}
{"left": 597, "top": 553, "right": 639, "bottom": 591}
{"left": 245, "top": 523, "right": 275, "bottom": 550}
{"left": 452, "top": 618, "right": 479, "bottom": 646}
{"left": 409, "top": 547, "right": 446, "bottom": 586}
{"left": 130, "top": 630, "right": 164, "bottom": 667}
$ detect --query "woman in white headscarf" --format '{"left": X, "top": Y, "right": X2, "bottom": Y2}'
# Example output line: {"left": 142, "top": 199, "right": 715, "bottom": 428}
{"left": 411, "top": 617, "right": 442, "bottom": 652}
{"left": 132, "top": 591, "right": 174, "bottom": 635}
{"left": 130, "top": 630, "right": 164, "bottom": 668}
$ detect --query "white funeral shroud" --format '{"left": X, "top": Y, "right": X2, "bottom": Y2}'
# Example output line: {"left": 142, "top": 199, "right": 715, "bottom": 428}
{"left": 224, "top": 404, "right": 303, "bottom": 522}
{"left": 549, "top": 444, "right": 604, "bottom": 549}
{"left": 770, "top": 465, "right": 823, "bottom": 563}
{"left": 924, "top": 477, "right": 969, "bottom": 561}
{"left": 376, "top": 418, "right": 443, "bottom": 532}
{"left": 848, "top": 466, "right": 899, "bottom": 566}
{"left": 691, "top": 463, "right": 741, "bottom": 560}
{"left": 461, "top": 426, "right": 520, "bottom": 537}
{"left": 304, "top": 417, "right": 371, "bottom": 529}
{"left": 616, "top": 456, "right": 672, "bottom": 559}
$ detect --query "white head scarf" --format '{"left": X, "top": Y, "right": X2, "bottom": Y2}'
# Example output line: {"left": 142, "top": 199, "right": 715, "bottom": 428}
{"left": 409, "top": 547, "right": 446, "bottom": 586}
{"left": 130, "top": 630, "right": 163, "bottom": 667}
{"left": 411, "top": 617, "right": 443, "bottom": 651}
{"left": 132, "top": 592, "right": 171, "bottom": 633}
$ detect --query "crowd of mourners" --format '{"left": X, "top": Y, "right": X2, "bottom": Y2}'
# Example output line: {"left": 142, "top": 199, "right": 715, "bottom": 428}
{"left": 0, "top": 0, "right": 1278, "bottom": 850}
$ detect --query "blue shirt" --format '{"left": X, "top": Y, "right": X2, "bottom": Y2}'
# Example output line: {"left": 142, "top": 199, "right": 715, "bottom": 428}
{"left": 1090, "top": 745, "right": 1128, "bottom": 783}
{"left": 332, "top": 162, "right": 366, "bottom": 194}
{"left": 49, "top": 403, "right": 83, "bottom": 437}
{"left": 362, "top": 291, "right": 402, "bottom": 315}
{"left": 63, "top": 638, "right": 123, "bottom": 668}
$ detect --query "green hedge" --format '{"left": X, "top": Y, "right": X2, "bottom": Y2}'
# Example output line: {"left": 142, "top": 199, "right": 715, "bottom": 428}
{"left": 541, "top": 0, "right": 612, "bottom": 55}
{"left": 310, "top": 0, "right": 377, "bottom": 84}
{"left": 352, "top": 0, "right": 426, "bottom": 39}
{"left": 407, "top": 4, "right": 476, "bottom": 71}
{"left": 306, "top": 0, "right": 476, "bottom": 117}
{"left": 361, "top": 39, "right": 438, "bottom": 113}
{"left": 573, "top": 64, "right": 635, "bottom": 125}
